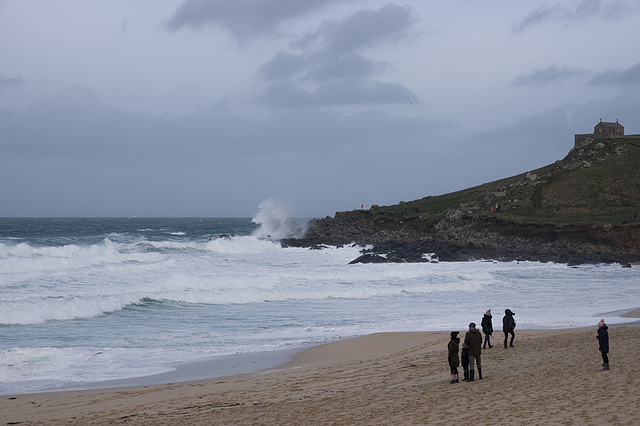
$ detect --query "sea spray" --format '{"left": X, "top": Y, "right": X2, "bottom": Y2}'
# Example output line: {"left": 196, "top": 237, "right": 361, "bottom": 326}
{"left": 251, "top": 199, "right": 308, "bottom": 240}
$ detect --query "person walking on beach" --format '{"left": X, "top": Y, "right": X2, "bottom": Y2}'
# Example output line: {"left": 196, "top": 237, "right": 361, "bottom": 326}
{"left": 481, "top": 309, "right": 493, "bottom": 349}
{"left": 503, "top": 309, "right": 516, "bottom": 348}
{"left": 464, "top": 322, "right": 483, "bottom": 381}
{"left": 596, "top": 318, "right": 610, "bottom": 371}
{"left": 448, "top": 331, "right": 460, "bottom": 383}
{"left": 461, "top": 342, "right": 470, "bottom": 381}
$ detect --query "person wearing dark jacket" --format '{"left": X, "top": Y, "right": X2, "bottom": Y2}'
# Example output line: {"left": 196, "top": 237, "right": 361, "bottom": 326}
{"left": 464, "top": 322, "right": 483, "bottom": 381}
{"left": 503, "top": 309, "right": 516, "bottom": 348}
{"left": 461, "top": 342, "right": 470, "bottom": 381}
{"left": 481, "top": 309, "right": 493, "bottom": 349}
{"left": 596, "top": 318, "right": 610, "bottom": 371}
{"left": 448, "top": 331, "right": 460, "bottom": 383}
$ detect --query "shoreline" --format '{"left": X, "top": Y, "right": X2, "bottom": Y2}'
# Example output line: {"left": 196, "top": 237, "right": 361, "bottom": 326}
{"left": 53, "top": 346, "right": 304, "bottom": 394}
{"left": 6, "top": 306, "right": 640, "bottom": 397}
{"left": 2, "top": 311, "right": 640, "bottom": 424}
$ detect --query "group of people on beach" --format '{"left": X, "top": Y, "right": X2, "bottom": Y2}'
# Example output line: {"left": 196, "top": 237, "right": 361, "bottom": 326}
{"left": 447, "top": 308, "right": 515, "bottom": 383}
{"left": 447, "top": 310, "right": 611, "bottom": 383}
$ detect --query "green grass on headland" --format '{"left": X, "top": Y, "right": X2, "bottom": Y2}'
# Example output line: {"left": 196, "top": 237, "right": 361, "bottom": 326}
{"left": 372, "top": 137, "right": 640, "bottom": 227}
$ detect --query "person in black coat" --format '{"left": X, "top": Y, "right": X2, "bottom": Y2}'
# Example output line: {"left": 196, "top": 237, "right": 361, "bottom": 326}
{"left": 448, "top": 331, "right": 460, "bottom": 383}
{"left": 481, "top": 309, "right": 493, "bottom": 349}
{"left": 461, "top": 342, "right": 470, "bottom": 381}
{"left": 503, "top": 309, "right": 516, "bottom": 348}
{"left": 596, "top": 318, "right": 610, "bottom": 371}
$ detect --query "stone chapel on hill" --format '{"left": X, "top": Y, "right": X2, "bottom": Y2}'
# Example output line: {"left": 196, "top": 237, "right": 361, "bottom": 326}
{"left": 574, "top": 119, "right": 637, "bottom": 147}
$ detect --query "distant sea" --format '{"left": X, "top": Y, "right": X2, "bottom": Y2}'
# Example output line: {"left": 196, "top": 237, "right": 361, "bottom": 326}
{"left": 1, "top": 205, "right": 639, "bottom": 394}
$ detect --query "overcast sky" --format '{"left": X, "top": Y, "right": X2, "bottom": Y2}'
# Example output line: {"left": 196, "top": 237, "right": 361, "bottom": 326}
{"left": 1, "top": 0, "right": 639, "bottom": 217}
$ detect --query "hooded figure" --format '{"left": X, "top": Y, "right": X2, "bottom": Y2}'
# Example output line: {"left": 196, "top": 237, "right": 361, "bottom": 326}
{"left": 448, "top": 331, "right": 460, "bottom": 383}
{"left": 503, "top": 309, "right": 516, "bottom": 348}
{"left": 481, "top": 309, "right": 493, "bottom": 349}
{"left": 596, "top": 319, "right": 609, "bottom": 370}
{"left": 464, "top": 322, "right": 483, "bottom": 381}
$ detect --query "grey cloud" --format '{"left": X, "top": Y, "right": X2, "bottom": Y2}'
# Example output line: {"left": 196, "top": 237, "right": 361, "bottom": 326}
{"left": 510, "top": 65, "right": 590, "bottom": 87}
{"left": 259, "top": 80, "right": 418, "bottom": 108}
{"left": 1, "top": 85, "right": 425, "bottom": 163}
{"left": 0, "top": 86, "right": 442, "bottom": 216}
{"left": 513, "top": 0, "right": 629, "bottom": 33}
{"left": 258, "top": 4, "right": 419, "bottom": 108}
{"left": 0, "top": 75, "right": 24, "bottom": 90}
{"left": 165, "top": 0, "right": 339, "bottom": 39}
{"left": 588, "top": 63, "right": 640, "bottom": 87}
{"left": 321, "top": 4, "right": 417, "bottom": 53}
{"left": 260, "top": 51, "right": 381, "bottom": 83}
{"left": 309, "top": 52, "right": 382, "bottom": 82}
{"left": 259, "top": 52, "right": 307, "bottom": 81}
{"left": 512, "top": 5, "right": 563, "bottom": 33}
{"left": 1, "top": 86, "right": 244, "bottom": 165}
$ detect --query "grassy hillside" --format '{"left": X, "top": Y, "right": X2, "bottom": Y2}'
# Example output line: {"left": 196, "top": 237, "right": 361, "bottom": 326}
{"left": 373, "top": 136, "right": 640, "bottom": 227}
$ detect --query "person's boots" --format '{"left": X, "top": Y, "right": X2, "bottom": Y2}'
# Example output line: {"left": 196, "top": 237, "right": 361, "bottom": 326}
{"left": 463, "top": 368, "right": 469, "bottom": 381}
{"left": 478, "top": 367, "right": 483, "bottom": 380}
{"left": 489, "top": 343, "right": 493, "bottom": 348}
{"left": 600, "top": 364, "right": 610, "bottom": 371}
{"left": 468, "top": 369, "right": 475, "bottom": 382}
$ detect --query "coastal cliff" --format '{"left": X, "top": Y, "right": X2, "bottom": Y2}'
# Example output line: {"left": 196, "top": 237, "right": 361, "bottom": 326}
{"left": 284, "top": 135, "right": 640, "bottom": 265}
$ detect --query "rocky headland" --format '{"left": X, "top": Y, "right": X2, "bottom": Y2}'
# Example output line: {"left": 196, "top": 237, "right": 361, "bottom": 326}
{"left": 283, "top": 134, "right": 640, "bottom": 265}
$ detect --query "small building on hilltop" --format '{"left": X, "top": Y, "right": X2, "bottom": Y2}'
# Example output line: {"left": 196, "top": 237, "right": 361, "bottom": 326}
{"left": 574, "top": 119, "right": 630, "bottom": 147}
{"left": 594, "top": 119, "right": 624, "bottom": 137}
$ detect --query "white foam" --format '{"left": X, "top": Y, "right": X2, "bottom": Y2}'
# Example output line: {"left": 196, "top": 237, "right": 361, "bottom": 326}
{"left": 0, "top": 293, "right": 146, "bottom": 325}
{"left": 0, "top": 346, "right": 184, "bottom": 394}
{"left": 250, "top": 199, "right": 308, "bottom": 240}
{"left": 2, "top": 219, "right": 640, "bottom": 395}
{"left": 205, "top": 235, "right": 281, "bottom": 254}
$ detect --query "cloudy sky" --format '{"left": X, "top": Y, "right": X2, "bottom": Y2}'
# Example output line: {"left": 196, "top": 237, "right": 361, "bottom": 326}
{"left": 1, "top": 0, "right": 639, "bottom": 217}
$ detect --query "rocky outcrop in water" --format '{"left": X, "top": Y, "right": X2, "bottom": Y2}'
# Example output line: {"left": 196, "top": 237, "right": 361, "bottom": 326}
{"left": 281, "top": 213, "right": 640, "bottom": 265}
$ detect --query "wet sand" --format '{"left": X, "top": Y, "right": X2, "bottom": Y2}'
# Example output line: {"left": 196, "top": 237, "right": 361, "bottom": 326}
{"left": 2, "top": 316, "right": 639, "bottom": 425}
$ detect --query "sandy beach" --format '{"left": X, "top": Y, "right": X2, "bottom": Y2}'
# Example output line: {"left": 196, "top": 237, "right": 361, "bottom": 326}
{"left": 2, "top": 317, "right": 639, "bottom": 425}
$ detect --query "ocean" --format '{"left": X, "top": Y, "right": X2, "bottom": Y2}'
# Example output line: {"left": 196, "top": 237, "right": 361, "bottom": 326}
{"left": 1, "top": 207, "right": 639, "bottom": 395}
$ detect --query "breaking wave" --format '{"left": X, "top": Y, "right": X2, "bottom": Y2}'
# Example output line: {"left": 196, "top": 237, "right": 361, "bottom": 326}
{"left": 250, "top": 199, "right": 308, "bottom": 241}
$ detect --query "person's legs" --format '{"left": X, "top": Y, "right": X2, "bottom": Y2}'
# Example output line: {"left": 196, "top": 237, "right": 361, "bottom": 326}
{"left": 468, "top": 355, "right": 476, "bottom": 381}
{"left": 477, "top": 354, "right": 483, "bottom": 379}
{"left": 504, "top": 332, "right": 508, "bottom": 348}
{"left": 509, "top": 330, "right": 515, "bottom": 346}
{"left": 601, "top": 351, "right": 609, "bottom": 370}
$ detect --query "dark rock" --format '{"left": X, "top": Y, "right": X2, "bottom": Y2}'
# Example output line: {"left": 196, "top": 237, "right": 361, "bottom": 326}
{"left": 309, "top": 244, "right": 329, "bottom": 250}
{"left": 348, "top": 254, "right": 393, "bottom": 264}
{"left": 283, "top": 210, "right": 640, "bottom": 265}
